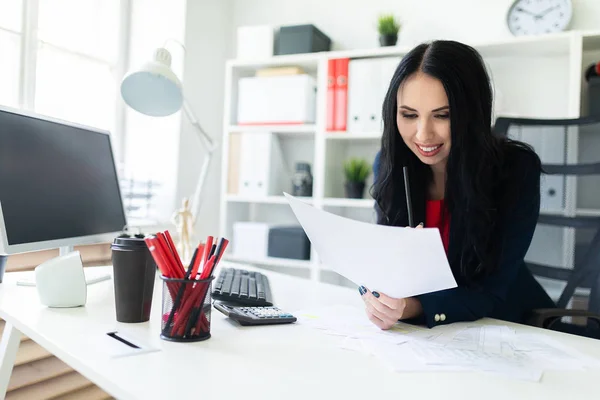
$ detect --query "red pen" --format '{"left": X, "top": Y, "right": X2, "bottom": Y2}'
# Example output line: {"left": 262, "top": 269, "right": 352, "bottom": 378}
{"left": 191, "top": 243, "right": 205, "bottom": 278}
{"left": 145, "top": 236, "right": 178, "bottom": 301}
{"left": 202, "top": 236, "right": 214, "bottom": 267}
{"left": 156, "top": 233, "right": 183, "bottom": 279}
{"left": 163, "top": 230, "right": 187, "bottom": 277}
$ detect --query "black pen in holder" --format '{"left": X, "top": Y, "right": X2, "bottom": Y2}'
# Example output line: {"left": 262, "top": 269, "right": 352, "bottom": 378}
{"left": 403, "top": 166, "right": 414, "bottom": 228}
{"left": 160, "top": 275, "right": 214, "bottom": 342}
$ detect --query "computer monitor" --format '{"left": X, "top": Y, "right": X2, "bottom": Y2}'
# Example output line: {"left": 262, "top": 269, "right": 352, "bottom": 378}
{"left": 0, "top": 106, "right": 127, "bottom": 255}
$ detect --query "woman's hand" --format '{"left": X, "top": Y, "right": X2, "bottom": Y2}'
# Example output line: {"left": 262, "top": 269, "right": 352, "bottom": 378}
{"left": 360, "top": 288, "right": 407, "bottom": 330}
{"left": 359, "top": 287, "right": 424, "bottom": 330}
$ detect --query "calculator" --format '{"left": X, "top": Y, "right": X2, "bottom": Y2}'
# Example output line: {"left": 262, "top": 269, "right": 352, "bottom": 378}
{"left": 213, "top": 302, "right": 297, "bottom": 326}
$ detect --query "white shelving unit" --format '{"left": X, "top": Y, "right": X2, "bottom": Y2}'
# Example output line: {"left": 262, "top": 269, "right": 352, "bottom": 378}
{"left": 219, "top": 30, "right": 600, "bottom": 284}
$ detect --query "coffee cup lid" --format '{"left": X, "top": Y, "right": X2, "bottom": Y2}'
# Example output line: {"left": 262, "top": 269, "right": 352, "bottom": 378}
{"left": 112, "top": 235, "right": 148, "bottom": 250}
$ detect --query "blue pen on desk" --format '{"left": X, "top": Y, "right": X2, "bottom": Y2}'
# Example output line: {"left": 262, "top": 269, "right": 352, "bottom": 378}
{"left": 403, "top": 166, "right": 414, "bottom": 227}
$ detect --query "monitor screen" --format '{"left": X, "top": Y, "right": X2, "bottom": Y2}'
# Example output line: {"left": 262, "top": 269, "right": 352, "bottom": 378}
{"left": 0, "top": 107, "right": 127, "bottom": 249}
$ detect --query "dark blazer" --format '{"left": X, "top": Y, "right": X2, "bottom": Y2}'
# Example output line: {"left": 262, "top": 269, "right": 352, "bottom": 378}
{"left": 372, "top": 149, "right": 556, "bottom": 328}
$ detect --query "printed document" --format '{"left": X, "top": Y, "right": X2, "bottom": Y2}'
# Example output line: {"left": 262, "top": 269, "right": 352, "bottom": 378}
{"left": 295, "top": 305, "right": 600, "bottom": 381}
{"left": 284, "top": 193, "right": 457, "bottom": 298}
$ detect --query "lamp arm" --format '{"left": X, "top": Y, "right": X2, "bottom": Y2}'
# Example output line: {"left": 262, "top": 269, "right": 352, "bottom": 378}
{"left": 189, "top": 152, "right": 212, "bottom": 225}
{"left": 183, "top": 99, "right": 216, "bottom": 151}
{"left": 181, "top": 99, "right": 217, "bottom": 222}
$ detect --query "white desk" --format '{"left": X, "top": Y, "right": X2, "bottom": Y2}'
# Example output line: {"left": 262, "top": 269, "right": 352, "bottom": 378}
{"left": 1, "top": 262, "right": 600, "bottom": 400}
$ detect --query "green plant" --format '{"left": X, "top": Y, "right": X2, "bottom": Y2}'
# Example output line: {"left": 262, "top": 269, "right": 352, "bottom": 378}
{"left": 377, "top": 14, "right": 401, "bottom": 36}
{"left": 344, "top": 158, "right": 371, "bottom": 183}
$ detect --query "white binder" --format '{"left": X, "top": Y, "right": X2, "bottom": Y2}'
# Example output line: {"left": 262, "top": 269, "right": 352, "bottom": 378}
{"left": 346, "top": 57, "right": 400, "bottom": 133}
{"left": 347, "top": 58, "right": 378, "bottom": 133}
{"left": 237, "top": 132, "right": 288, "bottom": 197}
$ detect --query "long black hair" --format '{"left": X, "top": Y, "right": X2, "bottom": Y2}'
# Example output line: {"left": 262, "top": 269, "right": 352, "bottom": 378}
{"left": 371, "top": 40, "right": 540, "bottom": 283}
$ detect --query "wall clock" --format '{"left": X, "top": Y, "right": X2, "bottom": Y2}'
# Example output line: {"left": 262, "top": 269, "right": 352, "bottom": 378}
{"left": 507, "top": 0, "right": 573, "bottom": 36}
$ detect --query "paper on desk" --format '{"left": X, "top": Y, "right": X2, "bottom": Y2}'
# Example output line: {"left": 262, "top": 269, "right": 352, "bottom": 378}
{"left": 284, "top": 193, "right": 457, "bottom": 298}
{"left": 295, "top": 304, "right": 418, "bottom": 344}
{"left": 297, "top": 306, "right": 600, "bottom": 381}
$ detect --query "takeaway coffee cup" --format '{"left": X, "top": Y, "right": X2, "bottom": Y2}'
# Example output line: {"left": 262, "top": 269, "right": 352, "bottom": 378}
{"left": 111, "top": 235, "right": 157, "bottom": 323}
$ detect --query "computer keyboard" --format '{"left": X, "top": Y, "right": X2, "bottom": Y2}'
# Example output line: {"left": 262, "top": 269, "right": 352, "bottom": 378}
{"left": 212, "top": 267, "right": 273, "bottom": 306}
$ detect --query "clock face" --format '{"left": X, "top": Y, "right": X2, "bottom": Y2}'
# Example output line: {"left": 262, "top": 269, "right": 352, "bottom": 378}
{"left": 507, "top": 0, "right": 572, "bottom": 36}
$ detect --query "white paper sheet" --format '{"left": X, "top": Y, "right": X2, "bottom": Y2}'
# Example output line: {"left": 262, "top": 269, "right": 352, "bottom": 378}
{"left": 295, "top": 304, "right": 417, "bottom": 344}
{"left": 284, "top": 193, "right": 457, "bottom": 298}
{"left": 296, "top": 305, "right": 600, "bottom": 381}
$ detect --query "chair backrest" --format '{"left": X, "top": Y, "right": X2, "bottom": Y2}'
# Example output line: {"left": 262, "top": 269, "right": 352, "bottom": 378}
{"left": 494, "top": 116, "right": 600, "bottom": 313}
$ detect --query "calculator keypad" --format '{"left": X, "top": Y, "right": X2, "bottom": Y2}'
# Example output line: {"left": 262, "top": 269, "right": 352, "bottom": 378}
{"left": 238, "top": 307, "right": 294, "bottom": 319}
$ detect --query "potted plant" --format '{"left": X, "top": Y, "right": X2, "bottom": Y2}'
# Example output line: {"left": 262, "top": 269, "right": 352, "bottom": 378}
{"left": 344, "top": 158, "right": 371, "bottom": 199}
{"left": 377, "top": 14, "right": 401, "bottom": 46}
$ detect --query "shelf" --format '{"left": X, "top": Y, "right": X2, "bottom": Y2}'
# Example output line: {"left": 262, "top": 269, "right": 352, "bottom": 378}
{"left": 226, "top": 30, "right": 598, "bottom": 72}
{"left": 576, "top": 208, "right": 600, "bottom": 217}
{"left": 228, "top": 124, "right": 316, "bottom": 136}
{"left": 322, "top": 198, "right": 375, "bottom": 208}
{"left": 227, "top": 52, "right": 321, "bottom": 70}
{"left": 538, "top": 208, "right": 600, "bottom": 217}
{"left": 329, "top": 32, "right": 573, "bottom": 58}
{"left": 325, "top": 132, "right": 382, "bottom": 140}
{"left": 223, "top": 254, "right": 312, "bottom": 269}
{"left": 226, "top": 195, "right": 313, "bottom": 205}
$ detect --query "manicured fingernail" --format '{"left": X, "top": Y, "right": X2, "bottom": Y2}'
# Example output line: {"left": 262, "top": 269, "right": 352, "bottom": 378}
{"left": 373, "top": 291, "right": 380, "bottom": 298}
{"left": 359, "top": 286, "right": 366, "bottom": 295}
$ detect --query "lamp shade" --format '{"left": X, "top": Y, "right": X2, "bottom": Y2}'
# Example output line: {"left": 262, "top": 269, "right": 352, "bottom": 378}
{"left": 120, "top": 48, "right": 183, "bottom": 117}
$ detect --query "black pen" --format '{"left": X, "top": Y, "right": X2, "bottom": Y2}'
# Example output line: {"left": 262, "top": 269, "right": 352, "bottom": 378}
{"left": 403, "top": 166, "right": 414, "bottom": 227}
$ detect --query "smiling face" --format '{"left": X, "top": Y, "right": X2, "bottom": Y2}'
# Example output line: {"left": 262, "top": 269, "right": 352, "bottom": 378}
{"left": 396, "top": 72, "right": 451, "bottom": 171}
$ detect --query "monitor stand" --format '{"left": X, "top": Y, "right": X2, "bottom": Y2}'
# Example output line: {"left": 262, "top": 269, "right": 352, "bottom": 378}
{"left": 59, "top": 245, "right": 73, "bottom": 256}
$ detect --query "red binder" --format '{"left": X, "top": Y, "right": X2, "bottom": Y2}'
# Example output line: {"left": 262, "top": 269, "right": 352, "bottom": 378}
{"left": 334, "top": 58, "right": 349, "bottom": 132}
{"left": 326, "top": 58, "right": 336, "bottom": 131}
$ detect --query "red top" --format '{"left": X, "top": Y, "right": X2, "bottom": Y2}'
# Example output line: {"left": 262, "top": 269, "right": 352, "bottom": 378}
{"left": 425, "top": 199, "right": 450, "bottom": 253}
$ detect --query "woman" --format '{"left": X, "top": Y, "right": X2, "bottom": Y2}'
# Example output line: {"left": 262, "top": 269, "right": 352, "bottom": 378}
{"left": 362, "top": 40, "right": 556, "bottom": 330}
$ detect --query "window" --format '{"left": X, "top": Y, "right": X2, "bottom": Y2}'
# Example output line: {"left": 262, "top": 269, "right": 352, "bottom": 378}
{"left": 34, "top": 44, "right": 116, "bottom": 131}
{"left": 37, "top": 0, "right": 119, "bottom": 63}
{"left": 35, "top": 0, "right": 119, "bottom": 132}
{"left": 0, "top": 0, "right": 22, "bottom": 32}
{"left": 0, "top": 0, "right": 23, "bottom": 108}
{"left": 3, "top": 0, "right": 187, "bottom": 227}
{"left": 0, "top": 31, "right": 21, "bottom": 108}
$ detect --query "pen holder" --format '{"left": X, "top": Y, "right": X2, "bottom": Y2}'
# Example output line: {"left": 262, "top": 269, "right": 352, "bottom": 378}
{"left": 159, "top": 275, "right": 214, "bottom": 342}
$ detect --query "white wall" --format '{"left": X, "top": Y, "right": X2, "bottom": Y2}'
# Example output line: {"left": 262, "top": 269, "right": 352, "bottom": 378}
{"left": 178, "top": 0, "right": 234, "bottom": 242}
{"left": 179, "top": 0, "right": 600, "bottom": 239}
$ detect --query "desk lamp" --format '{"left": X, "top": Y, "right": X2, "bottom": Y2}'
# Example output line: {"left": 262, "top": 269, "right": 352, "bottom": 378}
{"left": 120, "top": 43, "right": 216, "bottom": 255}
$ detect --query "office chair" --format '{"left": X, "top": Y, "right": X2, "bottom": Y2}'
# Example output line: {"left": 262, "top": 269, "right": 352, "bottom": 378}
{"left": 494, "top": 116, "right": 600, "bottom": 339}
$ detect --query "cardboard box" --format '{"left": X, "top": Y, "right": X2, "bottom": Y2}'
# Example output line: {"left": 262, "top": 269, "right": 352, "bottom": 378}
{"left": 275, "top": 24, "right": 331, "bottom": 55}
